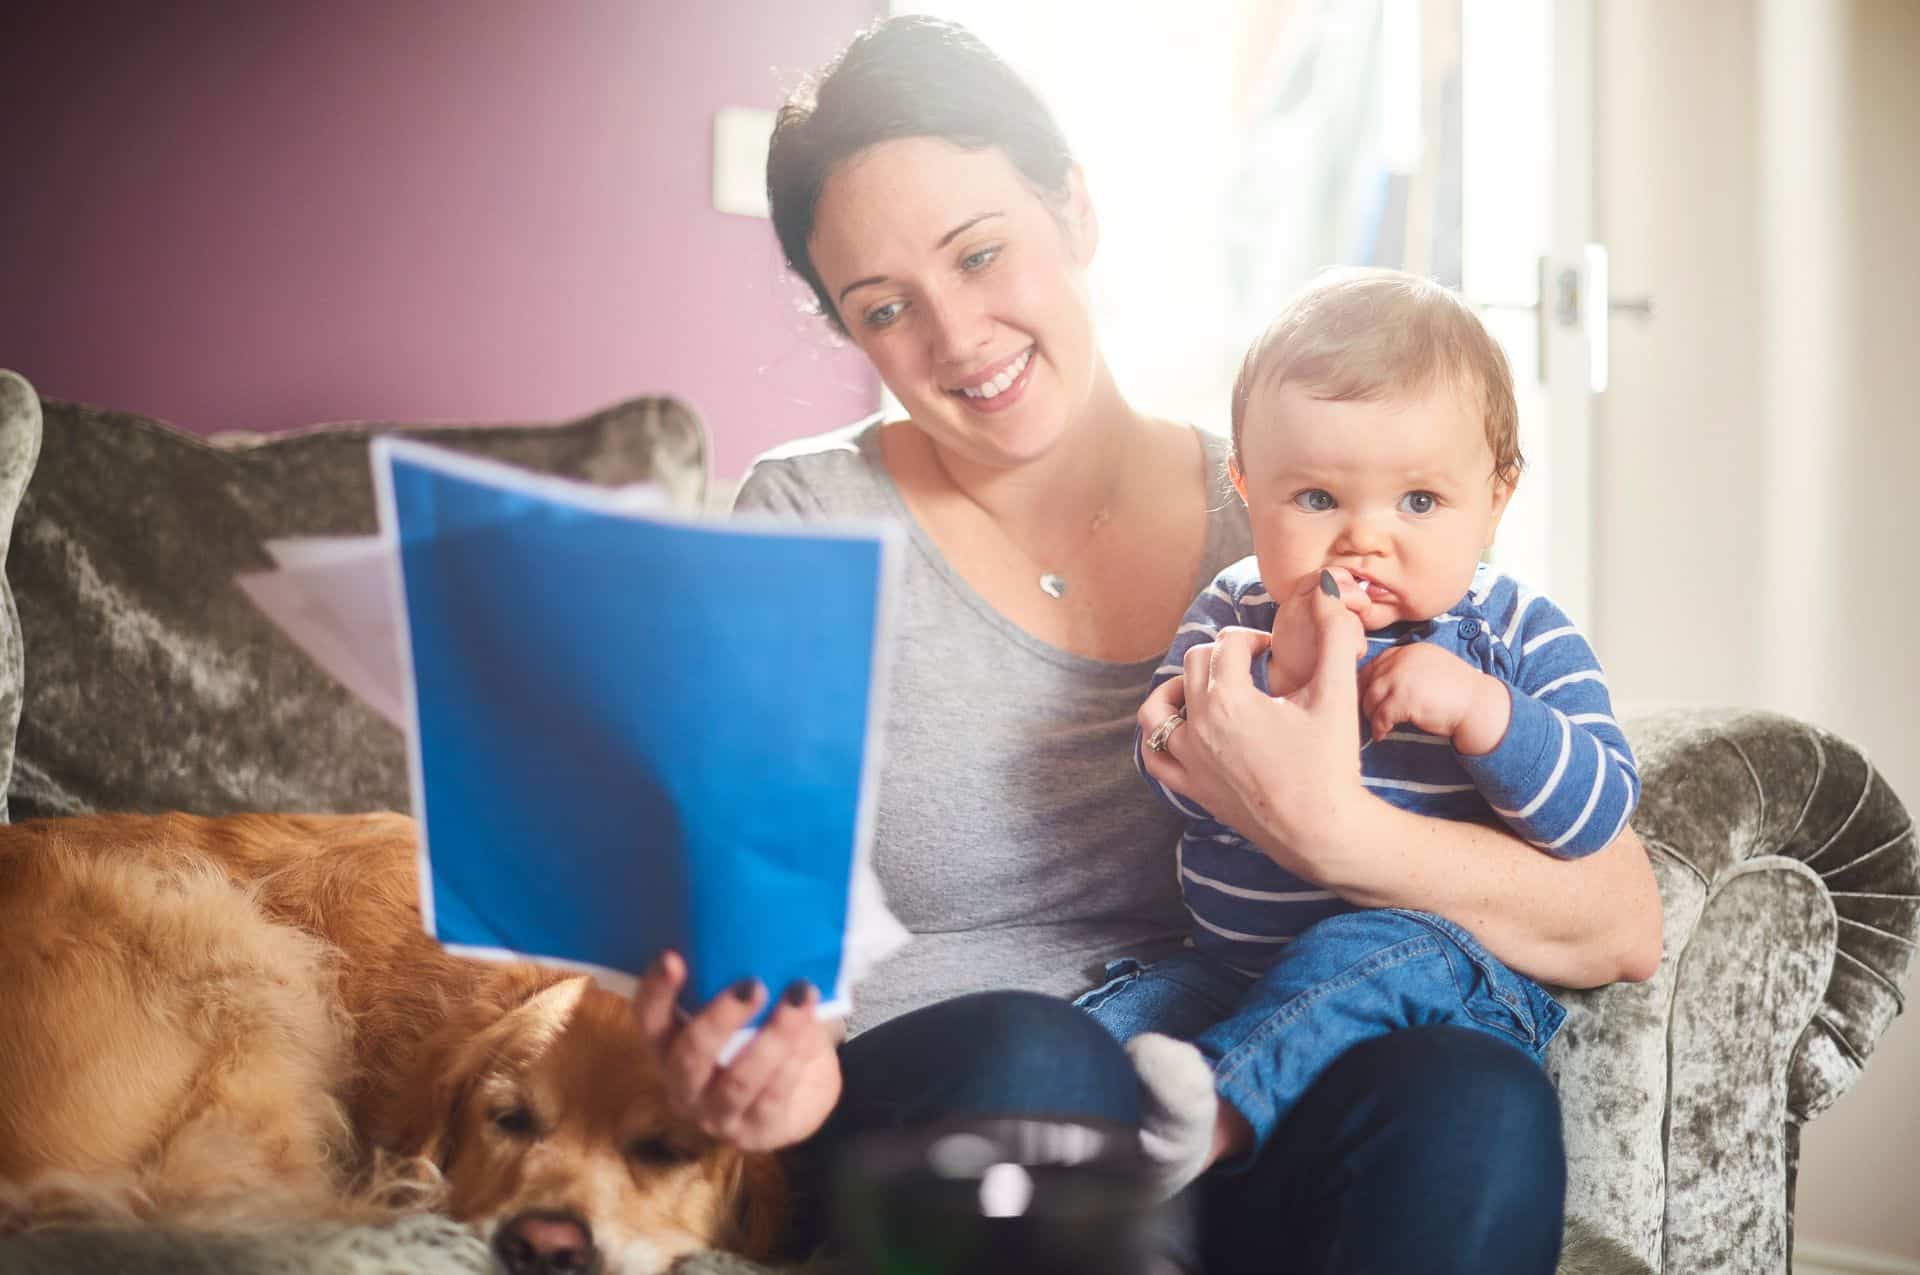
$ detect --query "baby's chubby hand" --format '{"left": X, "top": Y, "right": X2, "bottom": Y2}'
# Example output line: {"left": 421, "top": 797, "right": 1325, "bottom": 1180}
{"left": 1357, "top": 642, "right": 1511, "bottom": 755}
{"left": 1266, "top": 567, "right": 1371, "bottom": 696}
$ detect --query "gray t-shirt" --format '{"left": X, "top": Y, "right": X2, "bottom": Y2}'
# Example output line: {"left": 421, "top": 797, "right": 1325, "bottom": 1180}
{"left": 734, "top": 418, "right": 1254, "bottom": 1033}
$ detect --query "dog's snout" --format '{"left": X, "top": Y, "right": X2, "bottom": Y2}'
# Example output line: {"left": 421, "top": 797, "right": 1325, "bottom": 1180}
{"left": 494, "top": 1209, "right": 599, "bottom": 1275}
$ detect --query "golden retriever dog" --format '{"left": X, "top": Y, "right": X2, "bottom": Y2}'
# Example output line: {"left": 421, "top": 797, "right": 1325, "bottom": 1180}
{"left": 0, "top": 812, "right": 785, "bottom": 1274}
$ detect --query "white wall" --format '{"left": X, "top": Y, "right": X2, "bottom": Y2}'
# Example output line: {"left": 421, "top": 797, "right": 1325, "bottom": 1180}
{"left": 1594, "top": 0, "right": 1920, "bottom": 1259}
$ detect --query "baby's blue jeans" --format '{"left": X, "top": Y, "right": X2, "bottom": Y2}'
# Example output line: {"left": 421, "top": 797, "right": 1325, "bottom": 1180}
{"left": 1076, "top": 907, "right": 1567, "bottom": 1165}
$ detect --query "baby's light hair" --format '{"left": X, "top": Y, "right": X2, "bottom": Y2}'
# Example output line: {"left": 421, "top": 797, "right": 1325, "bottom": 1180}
{"left": 1230, "top": 267, "right": 1523, "bottom": 487}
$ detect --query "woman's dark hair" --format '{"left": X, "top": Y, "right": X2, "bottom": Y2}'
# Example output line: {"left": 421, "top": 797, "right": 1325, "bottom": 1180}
{"left": 767, "top": 15, "right": 1076, "bottom": 333}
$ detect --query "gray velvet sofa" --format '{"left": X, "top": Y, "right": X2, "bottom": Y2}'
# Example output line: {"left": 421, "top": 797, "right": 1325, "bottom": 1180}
{"left": 0, "top": 367, "right": 1913, "bottom": 1275}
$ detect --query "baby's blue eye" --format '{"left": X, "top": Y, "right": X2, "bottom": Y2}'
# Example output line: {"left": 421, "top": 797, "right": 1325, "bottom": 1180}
{"left": 1399, "top": 491, "right": 1438, "bottom": 515}
{"left": 1293, "top": 489, "right": 1336, "bottom": 512}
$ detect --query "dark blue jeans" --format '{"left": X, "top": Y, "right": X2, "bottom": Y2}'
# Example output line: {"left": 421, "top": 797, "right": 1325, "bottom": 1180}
{"left": 793, "top": 990, "right": 1565, "bottom": 1274}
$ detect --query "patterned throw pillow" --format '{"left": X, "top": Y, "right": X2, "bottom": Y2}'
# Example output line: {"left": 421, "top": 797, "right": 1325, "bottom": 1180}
{"left": 3, "top": 383, "right": 705, "bottom": 820}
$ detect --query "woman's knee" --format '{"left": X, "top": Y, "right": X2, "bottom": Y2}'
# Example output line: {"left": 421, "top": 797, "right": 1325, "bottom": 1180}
{"left": 1209, "top": 1027, "right": 1563, "bottom": 1274}
{"left": 842, "top": 990, "right": 1140, "bottom": 1125}
{"left": 1334, "top": 1026, "right": 1565, "bottom": 1262}
{"left": 1336, "top": 1026, "right": 1563, "bottom": 1170}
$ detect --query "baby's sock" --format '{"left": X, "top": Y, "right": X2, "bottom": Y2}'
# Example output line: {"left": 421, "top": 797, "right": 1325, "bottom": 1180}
{"left": 1126, "top": 1032, "right": 1218, "bottom": 1199}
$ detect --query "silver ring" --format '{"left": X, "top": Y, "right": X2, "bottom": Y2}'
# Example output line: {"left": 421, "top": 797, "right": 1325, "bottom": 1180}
{"left": 1145, "top": 708, "right": 1187, "bottom": 753}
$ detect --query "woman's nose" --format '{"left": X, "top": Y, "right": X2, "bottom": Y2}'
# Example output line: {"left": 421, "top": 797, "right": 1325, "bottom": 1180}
{"left": 922, "top": 287, "right": 991, "bottom": 365}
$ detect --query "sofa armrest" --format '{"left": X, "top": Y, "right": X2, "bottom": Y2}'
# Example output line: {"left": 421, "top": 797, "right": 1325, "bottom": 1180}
{"left": 1631, "top": 708, "right": 1918, "bottom": 1122}
{"left": 1547, "top": 848, "right": 1702, "bottom": 1270}
{"left": 1546, "top": 707, "right": 1919, "bottom": 1275}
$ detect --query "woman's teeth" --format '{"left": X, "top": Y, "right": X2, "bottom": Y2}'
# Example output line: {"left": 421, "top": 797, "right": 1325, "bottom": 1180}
{"left": 960, "top": 349, "right": 1032, "bottom": 399}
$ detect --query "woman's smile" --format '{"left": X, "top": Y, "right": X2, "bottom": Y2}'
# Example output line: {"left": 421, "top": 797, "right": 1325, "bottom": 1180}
{"left": 948, "top": 346, "right": 1035, "bottom": 412}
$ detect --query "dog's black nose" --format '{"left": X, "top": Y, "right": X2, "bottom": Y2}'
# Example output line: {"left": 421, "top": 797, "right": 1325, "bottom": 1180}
{"left": 494, "top": 1209, "right": 599, "bottom": 1275}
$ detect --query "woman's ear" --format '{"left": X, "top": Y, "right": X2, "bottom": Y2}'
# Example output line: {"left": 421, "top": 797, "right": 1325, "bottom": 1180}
{"left": 1063, "top": 165, "right": 1098, "bottom": 266}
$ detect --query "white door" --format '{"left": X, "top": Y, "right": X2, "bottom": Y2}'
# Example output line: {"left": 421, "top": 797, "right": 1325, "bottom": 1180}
{"left": 895, "top": 0, "right": 1630, "bottom": 630}
{"left": 1461, "top": 0, "right": 1609, "bottom": 628}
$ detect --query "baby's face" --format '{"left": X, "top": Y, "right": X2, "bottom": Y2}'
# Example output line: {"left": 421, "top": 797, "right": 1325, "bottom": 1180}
{"left": 1235, "top": 376, "right": 1514, "bottom": 630}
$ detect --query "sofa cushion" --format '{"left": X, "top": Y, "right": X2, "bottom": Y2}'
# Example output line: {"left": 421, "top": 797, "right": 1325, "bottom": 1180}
{"left": 5, "top": 389, "right": 705, "bottom": 820}
{"left": 0, "top": 373, "right": 46, "bottom": 822}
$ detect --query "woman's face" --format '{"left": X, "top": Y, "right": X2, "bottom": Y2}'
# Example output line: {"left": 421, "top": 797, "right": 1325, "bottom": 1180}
{"left": 808, "top": 137, "right": 1101, "bottom": 469}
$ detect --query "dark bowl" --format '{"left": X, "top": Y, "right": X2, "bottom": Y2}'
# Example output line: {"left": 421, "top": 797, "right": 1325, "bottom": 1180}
{"left": 830, "top": 1117, "right": 1188, "bottom": 1275}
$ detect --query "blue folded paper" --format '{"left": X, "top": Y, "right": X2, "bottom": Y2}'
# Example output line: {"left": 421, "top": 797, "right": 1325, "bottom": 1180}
{"left": 371, "top": 439, "right": 901, "bottom": 1019}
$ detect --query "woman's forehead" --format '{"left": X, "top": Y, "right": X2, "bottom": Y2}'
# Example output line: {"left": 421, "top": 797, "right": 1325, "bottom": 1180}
{"left": 812, "top": 138, "right": 1031, "bottom": 257}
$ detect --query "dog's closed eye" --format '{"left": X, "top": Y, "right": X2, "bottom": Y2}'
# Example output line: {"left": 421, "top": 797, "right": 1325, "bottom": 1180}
{"left": 490, "top": 1105, "right": 540, "bottom": 1139}
{"left": 625, "top": 1135, "right": 698, "bottom": 1167}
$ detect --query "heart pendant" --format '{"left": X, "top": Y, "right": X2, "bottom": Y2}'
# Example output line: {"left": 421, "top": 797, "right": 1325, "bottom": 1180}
{"left": 1039, "top": 572, "right": 1067, "bottom": 599}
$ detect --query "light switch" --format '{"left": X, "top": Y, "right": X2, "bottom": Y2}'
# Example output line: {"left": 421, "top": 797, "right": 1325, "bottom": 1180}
{"left": 712, "top": 106, "right": 776, "bottom": 218}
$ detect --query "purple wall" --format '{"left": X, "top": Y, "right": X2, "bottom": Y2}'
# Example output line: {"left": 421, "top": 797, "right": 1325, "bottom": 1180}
{"left": 0, "top": 1, "right": 879, "bottom": 479}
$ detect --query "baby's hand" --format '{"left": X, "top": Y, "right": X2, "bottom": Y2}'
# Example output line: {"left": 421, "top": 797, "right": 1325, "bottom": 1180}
{"left": 1357, "top": 643, "right": 1510, "bottom": 754}
{"left": 1267, "top": 568, "right": 1370, "bottom": 695}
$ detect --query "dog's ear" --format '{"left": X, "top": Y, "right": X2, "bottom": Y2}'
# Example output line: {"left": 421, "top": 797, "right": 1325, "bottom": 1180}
{"left": 725, "top": 1152, "right": 789, "bottom": 1261}
{"left": 367, "top": 969, "right": 576, "bottom": 1172}
{"left": 372, "top": 999, "right": 502, "bottom": 1172}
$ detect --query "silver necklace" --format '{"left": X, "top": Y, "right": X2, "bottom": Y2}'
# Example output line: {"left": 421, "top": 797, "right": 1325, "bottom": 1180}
{"left": 931, "top": 447, "right": 1115, "bottom": 601}
{"left": 1038, "top": 506, "right": 1113, "bottom": 599}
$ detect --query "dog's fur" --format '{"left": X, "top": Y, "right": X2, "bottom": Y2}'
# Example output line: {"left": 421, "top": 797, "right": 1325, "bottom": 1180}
{"left": 0, "top": 812, "right": 784, "bottom": 1273}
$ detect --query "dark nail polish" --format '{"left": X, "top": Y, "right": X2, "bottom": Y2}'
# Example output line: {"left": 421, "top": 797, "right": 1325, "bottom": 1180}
{"left": 731, "top": 977, "right": 762, "bottom": 1003}
{"left": 782, "top": 981, "right": 812, "bottom": 1008}
{"left": 1319, "top": 569, "right": 1340, "bottom": 598}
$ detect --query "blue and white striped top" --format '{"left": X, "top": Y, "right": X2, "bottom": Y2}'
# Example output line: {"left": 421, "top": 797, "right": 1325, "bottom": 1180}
{"left": 1138, "top": 558, "right": 1640, "bottom": 973}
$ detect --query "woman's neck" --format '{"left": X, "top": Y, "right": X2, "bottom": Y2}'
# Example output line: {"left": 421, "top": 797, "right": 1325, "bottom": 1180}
{"left": 917, "top": 364, "right": 1154, "bottom": 542}
{"left": 876, "top": 363, "right": 1211, "bottom": 660}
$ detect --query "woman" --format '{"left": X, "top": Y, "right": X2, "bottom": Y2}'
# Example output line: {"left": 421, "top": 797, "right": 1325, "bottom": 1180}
{"left": 631, "top": 16, "right": 1662, "bottom": 1274}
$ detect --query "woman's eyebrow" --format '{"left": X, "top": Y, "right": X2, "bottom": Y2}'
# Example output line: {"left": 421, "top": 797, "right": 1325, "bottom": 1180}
{"left": 836, "top": 212, "right": 1006, "bottom": 306}
{"left": 935, "top": 211, "right": 1003, "bottom": 249}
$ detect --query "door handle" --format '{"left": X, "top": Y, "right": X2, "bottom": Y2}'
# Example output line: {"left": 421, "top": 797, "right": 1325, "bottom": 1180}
{"left": 1471, "top": 250, "right": 1652, "bottom": 389}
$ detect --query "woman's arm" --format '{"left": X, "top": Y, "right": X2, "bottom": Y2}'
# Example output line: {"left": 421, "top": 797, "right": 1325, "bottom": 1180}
{"left": 1138, "top": 593, "right": 1662, "bottom": 990}
{"left": 1307, "top": 796, "right": 1662, "bottom": 988}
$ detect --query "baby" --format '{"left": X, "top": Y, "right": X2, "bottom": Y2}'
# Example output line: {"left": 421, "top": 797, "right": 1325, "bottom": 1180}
{"left": 1080, "top": 266, "right": 1640, "bottom": 1194}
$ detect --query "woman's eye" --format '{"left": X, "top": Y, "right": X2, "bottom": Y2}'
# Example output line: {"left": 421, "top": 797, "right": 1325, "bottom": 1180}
{"left": 1292, "top": 489, "right": 1336, "bottom": 512}
{"left": 626, "top": 1136, "right": 696, "bottom": 1166}
{"left": 1399, "top": 491, "right": 1439, "bottom": 515}
{"left": 960, "top": 245, "right": 1000, "bottom": 272}
{"left": 863, "top": 300, "right": 905, "bottom": 329}
{"left": 491, "top": 1106, "right": 538, "bottom": 1138}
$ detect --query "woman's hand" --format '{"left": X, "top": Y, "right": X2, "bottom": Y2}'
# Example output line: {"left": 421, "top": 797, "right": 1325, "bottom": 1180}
{"left": 1139, "top": 572, "right": 1370, "bottom": 881}
{"left": 1265, "top": 566, "right": 1371, "bottom": 695}
{"left": 631, "top": 950, "right": 843, "bottom": 1152}
{"left": 1143, "top": 573, "right": 1662, "bottom": 987}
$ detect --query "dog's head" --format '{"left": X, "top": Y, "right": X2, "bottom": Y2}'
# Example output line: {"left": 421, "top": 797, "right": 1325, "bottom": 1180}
{"left": 377, "top": 974, "right": 785, "bottom": 1275}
